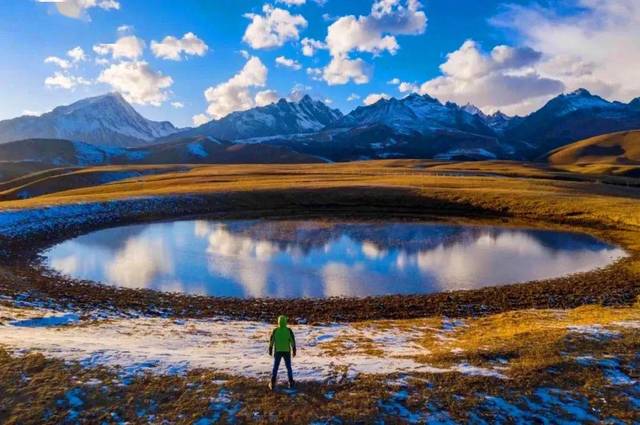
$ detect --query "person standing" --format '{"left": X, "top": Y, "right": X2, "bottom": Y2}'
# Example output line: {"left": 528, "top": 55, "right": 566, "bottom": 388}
{"left": 268, "top": 315, "right": 296, "bottom": 390}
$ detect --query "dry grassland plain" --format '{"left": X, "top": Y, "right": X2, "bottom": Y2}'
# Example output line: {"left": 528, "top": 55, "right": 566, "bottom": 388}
{"left": 1, "top": 160, "right": 640, "bottom": 423}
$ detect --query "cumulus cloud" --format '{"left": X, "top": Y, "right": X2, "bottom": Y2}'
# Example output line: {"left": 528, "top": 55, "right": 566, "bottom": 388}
{"left": 287, "top": 83, "right": 311, "bottom": 101}
{"left": 40, "top": 0, "right": 120, "bottom": 20}
{"left": 44, "top": 56, "right": 71, "bottom": 69}
{"left": 347, "top": 93, "right": 360, "bottom": 101}
{"left": 67, "top": 46, "right": 86, "bottom": 62}
{"left": 398, "top": 81, "right": 418, "bottom": 93}
{"left": 325, "top": 0, "right": 426, "bottom": 57}
{"left": 492, "top": 0, "right": 640, "bottom": 103}
{"left": 192, "top": 113, "right": 210, "bottom": 126}
{"left": 171, "top": 101, "right": 184, "bottom": 109}
{"left": 301, "top": 37, "right": 326, "bottom": 56}
{"left": 255, "top": 89, "right": 280, "bottom": 106}
{"left": 319, "top": 0, "right": 426, "bottom": 85}
{"left": 322, "top": 55, "right": 371, "bottom": 85}
{"left": 93, "top": 35, "right": 145, "bottom": 60}
{"left": 387, "top": 77, "right": 400, "bottom": 85}
{"left": 275, "top": 55, "right": 302, "bottom": 70}
{"left": 151, "top": 32, "right": 208, "bottom": 61}
{"left": 243, "top": 5, "right": 308, "bottom": 49}
{"left": 277, "top": 0, "right": 306, "bottom": 5}
{"left": 202, "top": 56, "right": 269, "bottom": 119}
{"left": 97, "top": 61, "right": 173, "bottom": 106}
{"left": 363, "top": 92, "right": 390, "bottom": 105}
{"left": 44, "top": 71, "right": 91, "bottom": 89}
{"left": 418, "top": 40, "right": 564, "bottom": 115}
{"left": 44, "top": 46, "right": 86, "bottom": 71}
{"left": 306, "top": 67, "right": 323, "bottom": 81}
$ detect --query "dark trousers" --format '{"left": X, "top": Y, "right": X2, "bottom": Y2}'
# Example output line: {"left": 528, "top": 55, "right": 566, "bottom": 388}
{"left": 271, "top": 351, "right": 293, "bottom": 383}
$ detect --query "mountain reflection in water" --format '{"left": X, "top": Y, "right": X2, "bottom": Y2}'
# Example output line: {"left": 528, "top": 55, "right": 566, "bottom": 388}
{"left": 44, "top": 220, "right": 626, "bottom": 299}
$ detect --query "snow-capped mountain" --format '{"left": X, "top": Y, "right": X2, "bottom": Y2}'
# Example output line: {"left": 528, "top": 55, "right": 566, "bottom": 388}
{"left": 177, "top": 95, "right": 343, "bottom": 141}
{"left": 459, "top": 104, "right": 513, "bottom": 133}
{"left": 333, "top": 93, "right": 495, "bottom": 137}
{"left": 0, "top": 93, "right": 178, "bottom": 147}
{"left": 504, "top": 88, "right": 640, "bottom": 157}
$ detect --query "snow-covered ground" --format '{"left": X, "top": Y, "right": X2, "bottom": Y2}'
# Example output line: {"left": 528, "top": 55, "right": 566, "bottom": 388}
{"left": 0, "top": 304, "right": 505, "bottom": 381}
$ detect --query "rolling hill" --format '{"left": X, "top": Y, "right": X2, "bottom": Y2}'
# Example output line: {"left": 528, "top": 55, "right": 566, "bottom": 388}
{"left": 547, "top": 130, "right": 640, "bottom": 176}
{"left": 0, "top": 137, "right": 325, "bottom": 184}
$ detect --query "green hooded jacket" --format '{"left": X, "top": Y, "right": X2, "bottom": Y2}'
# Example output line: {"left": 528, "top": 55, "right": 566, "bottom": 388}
{"left": 269, "top": 315, "right": 296, "bottom": 354}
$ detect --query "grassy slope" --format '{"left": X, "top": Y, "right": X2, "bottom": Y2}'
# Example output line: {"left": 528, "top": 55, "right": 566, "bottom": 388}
{"left": 548, "top": 130, "right": 640, "bottom": 176}
{"left": 0, "top": 164, "right": 190, "bottom": 201}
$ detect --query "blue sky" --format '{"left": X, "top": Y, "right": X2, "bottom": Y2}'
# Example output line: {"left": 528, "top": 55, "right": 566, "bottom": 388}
{"left": 1, "top": 0, "right": 638, "bottom": 127}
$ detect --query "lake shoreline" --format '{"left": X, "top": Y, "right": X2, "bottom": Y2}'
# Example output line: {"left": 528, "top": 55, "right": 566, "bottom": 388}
{"left": 0, "top": 185, "right": 638, "bottom": 323}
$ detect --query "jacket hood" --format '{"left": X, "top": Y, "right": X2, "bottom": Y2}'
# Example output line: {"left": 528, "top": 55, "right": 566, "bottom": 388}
{"left": 278, "top": 315, "right": 288, "bottom": 327}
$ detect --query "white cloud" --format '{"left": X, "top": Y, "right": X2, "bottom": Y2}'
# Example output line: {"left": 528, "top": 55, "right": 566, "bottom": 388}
{"left": 40, "top": 0, "right": 120, "bottom": 20}
{"left": 322, "top": 55, "right": 370, "bottom": 85}
{"left": 21, "top": 110, "right": 42, "bottom": 117}
{"left": 418, "top": 40, "right": 564, "bottom": 115}
{"left": 117, "top": 24, "right": 133, "bottom": 34}
{"left": 347, "top": 93, "right": 360, "bottom": 101}
{"left": 492, "top": 0, "right": 640, "bottom": 103}
{"left": 238, "top": 49, "right": 251, "bottom": 59}
{"left": 255, "top": 89, "right": 280, "bottom": 106}
{"left": 93, "top": 35, "right": 145, "bottom": 60}
{"left": 277, "top": 0, "right": 306, "bottom": 5}
{"left": 301, "top": 37, "right": 326, "bottom": 56}
{"left": 320, "top": 0, "right": 427, "bottom": 86}
{"left": 243, "top": 5, "right": 308, "bottom": 49}
{"left": 363, "top": 92, "right": 390, "bottom": 105}
{"left": 387, "top": 77, "right": 400, "bottom": 85}
{"left": 325, "top": 0, "right": 426, "bottom": 57}
{"left": 171, "top": 101, "right": 184, "bottom": 109}
{"left": 44, "top": 56, "right": 72, "bottom": 69}
{"left": 44, "top": 47, "right": 86, "bottom": 71}
{"left": 306, "top": 67, "right": 323, "bottom": 81}
{"left": 97, "top": 61, "right": 173, "bottom": 106}
{"left": 202, "top": 56, "right": 269, "bottom": 119}
{"left": 398, "top": 81, "right": 418, "bottom": 93}
{"left": 275, "top": 55, "right": 302, "bottom": 70}
{"left": 67, "top": 46, "right": 86, "bottom": 62}
{"left": 192, "top": 113, "right": 211, "bottom": 126}
{"left": 288, "top": 83, "right": 311, "bottom": 101}
{"left": 151, "top": 32, "right": 209, "bottom": 61}
{"left": 44, "top": 71, "right": 91, "bottom": 89}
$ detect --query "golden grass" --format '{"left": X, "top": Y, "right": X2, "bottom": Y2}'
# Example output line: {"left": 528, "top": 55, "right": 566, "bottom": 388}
{"left": 548, "top": 130, "right": 640, "bottom": 166}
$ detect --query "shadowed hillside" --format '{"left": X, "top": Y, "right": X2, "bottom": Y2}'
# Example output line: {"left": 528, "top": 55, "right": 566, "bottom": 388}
{"left": 547, "top": 130, "right": 640, "bottom": 177}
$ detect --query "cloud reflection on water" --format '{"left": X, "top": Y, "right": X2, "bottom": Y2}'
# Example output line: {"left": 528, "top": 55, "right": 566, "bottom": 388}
{"left": 44, "top": 220, "right": 626, "bottom": 298}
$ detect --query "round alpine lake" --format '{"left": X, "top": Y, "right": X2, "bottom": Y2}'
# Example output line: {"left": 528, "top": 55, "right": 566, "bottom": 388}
{"left": 43, "top": 219, "right": 626, "bottom": 299}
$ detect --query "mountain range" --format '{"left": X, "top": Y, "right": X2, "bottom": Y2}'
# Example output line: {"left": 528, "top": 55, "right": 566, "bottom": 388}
{"left": 0, "top": 89, "right": 639, "bottom": 163}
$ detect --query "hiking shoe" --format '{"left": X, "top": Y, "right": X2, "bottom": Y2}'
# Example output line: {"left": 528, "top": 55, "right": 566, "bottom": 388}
{"left": 269, "top": 380, "right": 275, "bottom": 391}
{"left": 288, "top": 380, "right": 295, "bottom": 389}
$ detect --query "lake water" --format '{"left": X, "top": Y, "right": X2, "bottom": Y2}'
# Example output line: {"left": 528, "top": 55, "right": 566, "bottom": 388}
{"left": 44, "top": 220, "right": 625, "bottom": 299}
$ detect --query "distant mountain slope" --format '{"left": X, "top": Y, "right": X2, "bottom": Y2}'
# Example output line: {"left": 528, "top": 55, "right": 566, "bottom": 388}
{"left": 504, "top": 89, "right": 640, "bottom": 158}
{"left": 547, "top": 130, "right": 640, "bottom": 165}
{"left": 175, "top": 95, "right": 343, "bottom": 141}
{"left": 0, "top": 137, "right": 324, "bottom": 173}
{"left": 0, "top": 93, "right": 178, "bottom": 147}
